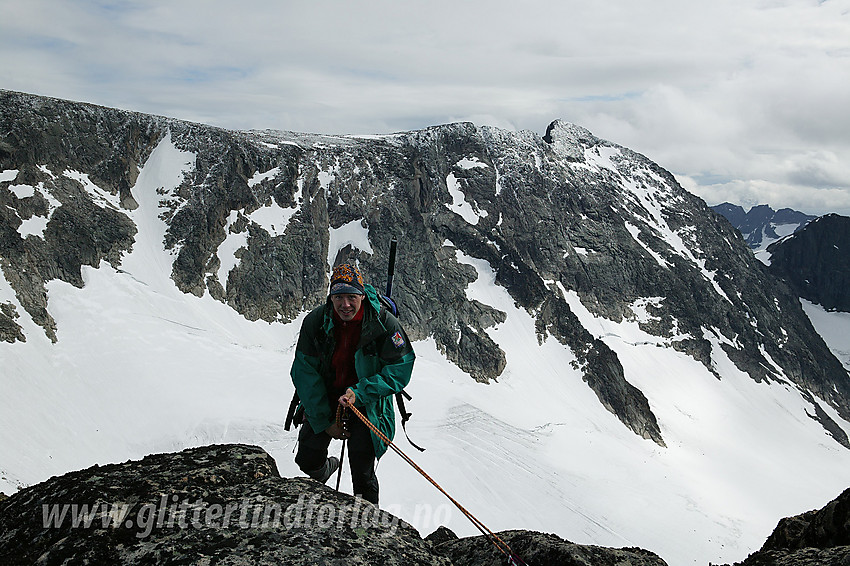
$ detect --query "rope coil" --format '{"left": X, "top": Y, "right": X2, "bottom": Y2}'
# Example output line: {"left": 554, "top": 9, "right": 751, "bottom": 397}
{"left": 341, "top": 402, "right": 528, "bottom": 565}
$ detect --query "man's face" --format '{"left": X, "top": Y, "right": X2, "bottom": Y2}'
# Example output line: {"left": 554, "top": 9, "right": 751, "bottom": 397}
{"left": 331, "top": 293, "right": 364, "bottom": 322}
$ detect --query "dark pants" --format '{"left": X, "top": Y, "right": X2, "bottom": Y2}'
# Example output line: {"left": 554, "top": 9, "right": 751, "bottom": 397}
{"left": 295, "top": 415, "right": 379, "bottom": 504}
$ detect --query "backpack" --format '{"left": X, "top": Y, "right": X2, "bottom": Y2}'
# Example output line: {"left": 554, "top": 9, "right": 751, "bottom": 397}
{"left": 378, "top": 294, "right": 398, "bottom": 317}
{"left": 376, "top": 294, "right": 424, "bottom": 451}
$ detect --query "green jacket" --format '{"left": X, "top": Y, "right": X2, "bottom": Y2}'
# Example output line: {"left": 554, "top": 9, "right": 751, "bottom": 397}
{"left": 290, "top": 285, "right": 415, "bottom": 459}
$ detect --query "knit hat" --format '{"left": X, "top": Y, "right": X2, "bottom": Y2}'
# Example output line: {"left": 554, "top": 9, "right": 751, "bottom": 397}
{"left": 329, "top": 263, "right": 366, "bottom": 295}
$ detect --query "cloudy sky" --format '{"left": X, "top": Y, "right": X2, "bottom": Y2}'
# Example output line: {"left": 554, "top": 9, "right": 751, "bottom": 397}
{"left": 2, "top": 0, "right": 849, "bottom": 216}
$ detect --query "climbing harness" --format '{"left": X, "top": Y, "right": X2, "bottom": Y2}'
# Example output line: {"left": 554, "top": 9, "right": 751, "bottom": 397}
{"left": 342, "top": 401, "right": 529, "bottom": 566}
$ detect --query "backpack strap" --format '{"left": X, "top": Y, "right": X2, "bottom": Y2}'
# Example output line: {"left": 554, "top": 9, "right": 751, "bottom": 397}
{"left": 378, "top": 294, "right": 399, "bottom": 317}
{"left": 395, "top": 390, "right": 425, "bottom": 452}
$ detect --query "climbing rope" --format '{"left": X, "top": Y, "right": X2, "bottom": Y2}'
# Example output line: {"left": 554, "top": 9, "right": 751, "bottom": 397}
{"left": 339, "top": 402, "right": 528, "bottom": 566}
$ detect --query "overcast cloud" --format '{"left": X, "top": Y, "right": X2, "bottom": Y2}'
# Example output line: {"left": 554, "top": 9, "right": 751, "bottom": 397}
{"left": 2, "top": 0, "right": 849, "bottom": 216}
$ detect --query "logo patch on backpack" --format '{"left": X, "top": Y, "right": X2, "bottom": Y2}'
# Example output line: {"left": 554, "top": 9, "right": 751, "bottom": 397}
{"left": 391, "top": 331, "right": 405, "bottom": 348}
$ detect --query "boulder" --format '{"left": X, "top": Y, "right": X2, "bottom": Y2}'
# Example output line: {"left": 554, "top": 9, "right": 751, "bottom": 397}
{"left": 0, "top": 444, "right": 669, "bottom": 565}
{"left": 0, "top": 444, "right": 447, "bottom": 565}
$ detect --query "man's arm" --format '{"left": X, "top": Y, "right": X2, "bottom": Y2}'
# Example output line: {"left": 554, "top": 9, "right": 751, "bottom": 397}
{"left": 290, "top": 309, "right": 334, "bottom": 434}
{"left": 350, "top": 315, "right": 415, "bottom": 407}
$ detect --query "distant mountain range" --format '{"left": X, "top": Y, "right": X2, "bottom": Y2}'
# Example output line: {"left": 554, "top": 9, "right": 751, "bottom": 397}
{"left": 711, "top": 202, "right": 815, "bottom": 254}
{"left": 712, "top": 203, "right": 850, "bottom": 313}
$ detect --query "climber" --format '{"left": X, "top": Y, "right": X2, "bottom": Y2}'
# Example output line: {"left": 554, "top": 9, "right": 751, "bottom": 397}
{"left": 289, "top": 262, "right": 415, "bottom": 505}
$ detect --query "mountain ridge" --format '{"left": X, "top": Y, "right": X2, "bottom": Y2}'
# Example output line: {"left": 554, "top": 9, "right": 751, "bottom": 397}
{"left": 768, "top": 214, "right": 850, "bottom": 313}
{"left": 1, "top": 443, "right": 847, "bottom": 565}
{"left": 2, "top": 88, "right": 846, "bottom": 442}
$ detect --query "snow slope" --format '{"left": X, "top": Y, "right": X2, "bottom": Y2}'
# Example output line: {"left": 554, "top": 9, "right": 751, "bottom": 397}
{"left": 751, "top": 223, "right": 801, "bottom": 265}
{"left": 2, "top": 134, "right": 850, "bottom": 566}
{"left": 802, "top": 300, "right": 850, "bottom": 373}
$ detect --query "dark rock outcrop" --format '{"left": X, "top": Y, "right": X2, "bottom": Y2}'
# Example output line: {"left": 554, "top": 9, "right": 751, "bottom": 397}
{"left": 0, "top": 444, "right": 667, "bottom": 565}
{"left": 768, "top": 214, "right": 850, "bottom": 312}
{"left": 0, "top": 444, "right": 447, "bottom": 565}
{"left": 726, "top": 487, "right": 850, "bottom": 566}
{"left": 434, "top": 529, "right": 668, "bottom": 566}
{"left": 0, "top": 300, "right": 24, "bottom": 343}
{"left": 425, "top": 525, "right": 460, "bottom": 545}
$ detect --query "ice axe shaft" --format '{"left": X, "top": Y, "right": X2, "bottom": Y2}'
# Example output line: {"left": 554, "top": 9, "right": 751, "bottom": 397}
{"left": 386, "top": 237, "right": 397, "bottom": 297}
{"left": 335, "top": 439, "right": 346, "bottom": 492}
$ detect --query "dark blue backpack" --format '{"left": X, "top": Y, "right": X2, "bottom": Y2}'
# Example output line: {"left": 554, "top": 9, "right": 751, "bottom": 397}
{"left": 377, "top": 293, "right": 424, "bottom": 452}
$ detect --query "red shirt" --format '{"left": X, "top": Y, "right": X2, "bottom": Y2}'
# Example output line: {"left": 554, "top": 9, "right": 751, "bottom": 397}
{"left": 331, "top": 304, "right": 364, "bottom": 392}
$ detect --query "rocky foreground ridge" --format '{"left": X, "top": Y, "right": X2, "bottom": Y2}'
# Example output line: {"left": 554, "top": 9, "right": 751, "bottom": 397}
{"left": 1, "top": 89, "right": 849, "bottom": 447}
{"left": 0, "top": 444, "right": 668, "bottom": 565}
{"left": 1, "top": 443, "right": 848, "bottom": 565}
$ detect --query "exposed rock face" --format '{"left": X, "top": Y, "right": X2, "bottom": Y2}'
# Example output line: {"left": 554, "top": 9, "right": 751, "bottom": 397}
{"left": 712, "top": 203, "right": 815, "bottom": 249}
{"left": 727, "top": 487, "right": 850, "bottom": 566}
{"left": 435, "top": 529, "right": 668, "bottom": 566}
{"left": 0, "top": 300, "right": 24, "bottom": 343}
{"left": 0, "top": 444, "right": 667, "bottom": 565}
{"left": 0, "top": 444, "right": 449, "bottom": 565}
{"left": 1, "top": 89, "right": 849, "bottom": 447}
{"left": 768, "top": 214, "right": 850, "bottom": 313}
{"left": 0, "top": 92, "right": 146, "bottom": 342}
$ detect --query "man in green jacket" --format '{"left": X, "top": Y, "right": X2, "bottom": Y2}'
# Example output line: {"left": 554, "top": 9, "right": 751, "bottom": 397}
{"left": 290, "top": 262, "right": 415, "bottom": 504}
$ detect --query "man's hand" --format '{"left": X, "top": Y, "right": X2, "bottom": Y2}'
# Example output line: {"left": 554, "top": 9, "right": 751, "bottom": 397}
{"left": 325, "top": 422, "right": 350, "bottom": 439}
{"left": 339, "top": 388, "right": 356, "bottom": 407}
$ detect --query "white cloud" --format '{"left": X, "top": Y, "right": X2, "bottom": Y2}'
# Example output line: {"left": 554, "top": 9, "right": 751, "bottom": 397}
{"left": 2, "top": 0, "right": 849, "bottom": 216}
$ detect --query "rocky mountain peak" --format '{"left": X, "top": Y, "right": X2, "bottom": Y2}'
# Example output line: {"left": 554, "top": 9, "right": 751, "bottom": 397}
{"left": 542, "top": 119, "right": 597, "bottom": 161}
